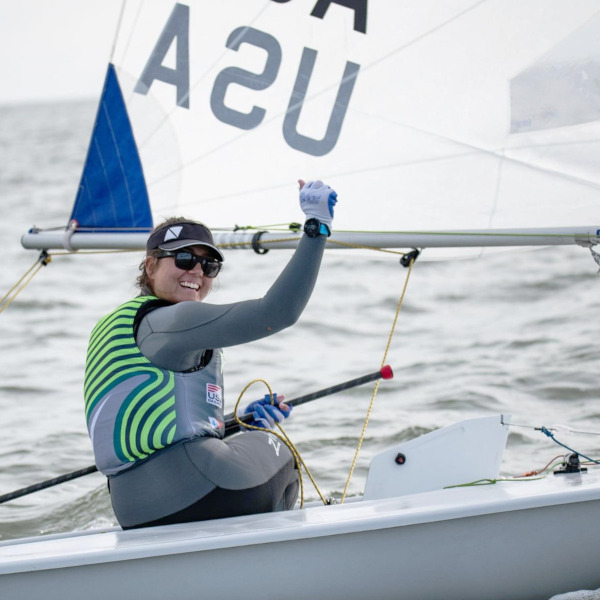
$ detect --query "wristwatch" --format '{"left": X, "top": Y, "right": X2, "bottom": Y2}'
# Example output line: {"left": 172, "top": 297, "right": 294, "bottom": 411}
{"left": 303, "top": 218, "right": 330, "bottom": 237}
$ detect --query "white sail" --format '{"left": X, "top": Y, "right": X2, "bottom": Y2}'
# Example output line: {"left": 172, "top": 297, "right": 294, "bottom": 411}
{"left": 6, "top": 6, "right": 600, "bottom": 598}
{"left": 21, "top": 1, "right": 600, "bottom": 252}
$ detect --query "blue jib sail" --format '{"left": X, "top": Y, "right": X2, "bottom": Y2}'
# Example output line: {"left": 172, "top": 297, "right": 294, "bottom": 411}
{"left": 69, "top": 64, "right": 152, "bottom": 231}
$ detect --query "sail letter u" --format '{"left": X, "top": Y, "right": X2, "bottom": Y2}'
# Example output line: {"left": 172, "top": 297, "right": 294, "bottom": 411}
{"left": 283, "top": 48, "right": 360, "bottom": 157}
{"left": 134, "top": 3, "right": 190, "bottom": 108}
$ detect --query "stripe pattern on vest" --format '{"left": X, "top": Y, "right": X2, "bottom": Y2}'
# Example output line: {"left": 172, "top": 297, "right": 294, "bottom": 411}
{"left": 84, "top": 297, "right": 176, "bottom": 463}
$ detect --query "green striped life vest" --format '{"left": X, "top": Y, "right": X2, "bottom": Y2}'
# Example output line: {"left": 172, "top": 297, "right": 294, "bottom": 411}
{"left": 84, "top": 296, "right": 224, "bottom": 475}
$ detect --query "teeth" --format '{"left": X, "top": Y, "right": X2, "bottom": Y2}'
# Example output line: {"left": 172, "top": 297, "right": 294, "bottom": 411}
{"left": 180, "top": 281, "right": 199, "bottom": 290}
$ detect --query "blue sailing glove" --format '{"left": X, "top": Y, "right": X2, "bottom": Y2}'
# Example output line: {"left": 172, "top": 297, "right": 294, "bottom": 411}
{"left": 242, "top": 394, "right": 292, "bottom": 429}
{"left": 299, "top": 180, "right": 338, "bottom": 228}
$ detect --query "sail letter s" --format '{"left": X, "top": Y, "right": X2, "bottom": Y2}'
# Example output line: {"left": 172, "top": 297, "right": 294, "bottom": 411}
{"left": 283, "top": 48, "right": 359, "bottom": 157}
{"left": 211, "top": 27, "right": 282, "bottom": 130}
{"left": 134, "top": 4, "right": 190, "bottom": 108}
{"left": 311, "top": 0, "right": 368, "bottom": 34}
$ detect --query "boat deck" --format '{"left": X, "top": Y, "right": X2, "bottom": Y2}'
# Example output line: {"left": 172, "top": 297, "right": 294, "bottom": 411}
{"left": 1, "top": 465, "right": 599, "bottom": 575}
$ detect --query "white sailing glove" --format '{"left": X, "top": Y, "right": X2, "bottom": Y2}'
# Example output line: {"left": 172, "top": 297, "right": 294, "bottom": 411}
{"left": 299, "top": 180, "right": 338, "bottom": 228}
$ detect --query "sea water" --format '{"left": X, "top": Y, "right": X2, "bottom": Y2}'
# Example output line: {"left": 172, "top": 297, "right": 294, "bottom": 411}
{"left": 0, "top": 100, "right": 599, "bottom": 541}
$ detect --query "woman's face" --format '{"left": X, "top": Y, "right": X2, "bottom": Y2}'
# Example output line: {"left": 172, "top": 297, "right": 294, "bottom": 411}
{"left": 145, "top": 245, "right": 215, "bottom": 303}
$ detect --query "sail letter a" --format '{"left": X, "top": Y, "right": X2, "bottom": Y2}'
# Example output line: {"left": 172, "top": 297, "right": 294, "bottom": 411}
{"left": 311, "top": 0, "right": 368, "bottom": 34}
{"left": 134, "top": 3, "right": 190, "bottom": 108}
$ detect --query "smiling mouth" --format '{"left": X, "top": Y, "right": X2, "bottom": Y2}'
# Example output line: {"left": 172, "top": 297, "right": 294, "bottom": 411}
{"left": 180, "top": 281, "right": 200, "bottom": 291}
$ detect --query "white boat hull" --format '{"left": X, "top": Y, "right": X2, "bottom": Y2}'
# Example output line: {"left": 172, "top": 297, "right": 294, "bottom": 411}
{"left": 1, "top": 416, "right": 599, "bottom": 600}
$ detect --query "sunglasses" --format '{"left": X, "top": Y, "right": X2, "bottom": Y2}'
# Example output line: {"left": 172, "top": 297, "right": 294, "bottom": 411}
{"left": 157, "top": 250, "right": 222, "bottom": 278}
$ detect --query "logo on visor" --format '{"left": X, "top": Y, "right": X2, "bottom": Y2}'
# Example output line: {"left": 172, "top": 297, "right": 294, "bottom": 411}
{"left": 206, "top": 383, "right": 223, "bottom": 408}
{"left": 164, "top": 226, "right": 183, "bottom": 241}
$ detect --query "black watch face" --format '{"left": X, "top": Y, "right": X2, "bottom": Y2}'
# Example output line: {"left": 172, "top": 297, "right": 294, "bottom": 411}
{"left": 304, "top": 220, "right": 319, "bottom": 236}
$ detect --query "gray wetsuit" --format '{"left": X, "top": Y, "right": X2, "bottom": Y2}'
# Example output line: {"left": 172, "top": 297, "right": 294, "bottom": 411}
{"left": 107, "top": 234, "right": 326, "bottom": 528}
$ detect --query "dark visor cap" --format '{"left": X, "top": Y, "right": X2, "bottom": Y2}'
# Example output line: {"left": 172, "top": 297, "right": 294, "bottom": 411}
{"left": 146, "top": 222, "right": 224, "bottom": 261}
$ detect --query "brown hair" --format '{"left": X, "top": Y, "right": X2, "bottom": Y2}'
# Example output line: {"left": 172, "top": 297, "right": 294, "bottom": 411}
{"left": 137, "top": 217, "right": 197, "bottom": 293}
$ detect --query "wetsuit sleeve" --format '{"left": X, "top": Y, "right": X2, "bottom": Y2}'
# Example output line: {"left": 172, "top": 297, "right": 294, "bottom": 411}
{"left": 136, "top": 234, "right": 326, "bottom": 371}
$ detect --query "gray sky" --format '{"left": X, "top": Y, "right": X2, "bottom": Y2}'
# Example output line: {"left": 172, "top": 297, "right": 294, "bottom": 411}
{"left": 0, "top": 0, "right": 122, "bottom": 104}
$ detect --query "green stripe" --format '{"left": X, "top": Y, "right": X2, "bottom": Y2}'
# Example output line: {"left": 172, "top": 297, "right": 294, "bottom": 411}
{"left": 85, "top": 343, "right": 143, "bottom": 400}
{"left": 141, "top": 394, "right": 176, "bottom": 454}
{"left": 85, "top": 297, "right": 177, "bottom": 464}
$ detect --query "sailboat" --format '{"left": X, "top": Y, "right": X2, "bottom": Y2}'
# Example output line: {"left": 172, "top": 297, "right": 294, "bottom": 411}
{"left": 2, "top": 1, "right": 600, "bottom": 599}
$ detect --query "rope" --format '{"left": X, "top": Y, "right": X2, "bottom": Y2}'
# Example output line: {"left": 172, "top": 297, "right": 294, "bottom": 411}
{"left": 326, "top": 237, "right": 410, "bottom": 257}
{"left": 340, "top": 254, "right": 417, "bottom": 503}
{"left": 233, "top": 379, "right": 328, "bottom": 507}
{"left": 223, "top": 231, "right": 415, "bottom": 505}
{"left": 0, "top": 251, "right": 52, "bottom": 314}
{"left": 540, "top": 426, "right": 600, "bottom": 465}
{"left": 220, "top": 229, "right": 412, "bottom": 258}
{"left": 0, "top": 248, "right": 138, "bottom": 316}
{"left": 516, "top": 454, "right": 565, "bottom": 478}
{"left": 443, "top": 456, "right": 583, "bottom": 489}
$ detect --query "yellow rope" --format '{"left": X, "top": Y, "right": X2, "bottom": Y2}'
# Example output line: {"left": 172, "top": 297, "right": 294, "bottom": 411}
{"left": 233, "top": 379, "right": 328, "bottom": 507}
{"left": 326, "top": 237, "right": 409, "bottom": 256}
{"left": 0, "top": 248, "right": 142, "bottom": 317}
{"left": 50, "top": 249, "right": 137, "bottom": 256}
{"left": 340, "top": 255, "right": 417, "bottom": 503}
{"left": 0, "top": 252, "right": 52, "bottom": 314}
{"left": 0, "top": 248, "right": 139, "bottom": 316}
{"left": 219, "top": 232, "right": 411, "bottom": 257}
{"left": 218, "top": 236, "right": 302, "bottom": 249}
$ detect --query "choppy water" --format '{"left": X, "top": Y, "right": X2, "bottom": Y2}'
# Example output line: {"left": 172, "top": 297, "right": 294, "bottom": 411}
{"left": 1, "top": 100, "right": 599, "bottom": 542}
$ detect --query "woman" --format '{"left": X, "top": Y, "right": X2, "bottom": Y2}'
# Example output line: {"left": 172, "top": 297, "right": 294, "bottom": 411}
{"left": 84, "top": 179, "right": 338, "bottom": 529}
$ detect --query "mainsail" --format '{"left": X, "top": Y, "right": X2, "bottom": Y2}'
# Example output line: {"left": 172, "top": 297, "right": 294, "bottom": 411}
{"left": 21, "top": 0, "right": 600, "bottom": 254}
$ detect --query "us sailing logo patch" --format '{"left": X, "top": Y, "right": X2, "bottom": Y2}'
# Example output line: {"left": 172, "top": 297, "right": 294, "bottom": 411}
{"left": 206, "top": 383, "right": 222, "bottom": 408}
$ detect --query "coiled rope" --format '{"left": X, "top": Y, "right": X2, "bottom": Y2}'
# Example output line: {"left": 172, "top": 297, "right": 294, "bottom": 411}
{"left": 233, "top": 379, "right": 328, "bottom": 507}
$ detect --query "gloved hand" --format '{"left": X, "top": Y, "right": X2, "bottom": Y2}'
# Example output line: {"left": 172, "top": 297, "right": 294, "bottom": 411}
{"left": 299, "top": 180, "right": 338, "bottom": 228}
{"left": 241, "top": 394, "right": 292, "bottom": 429}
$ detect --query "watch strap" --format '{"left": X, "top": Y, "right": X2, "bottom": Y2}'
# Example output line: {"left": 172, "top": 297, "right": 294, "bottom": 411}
{"left": 319, "top": 223, "right": 331, "bottom": 236}
{"left": 304, "top": 218, "right": 330, "bottom": 237}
